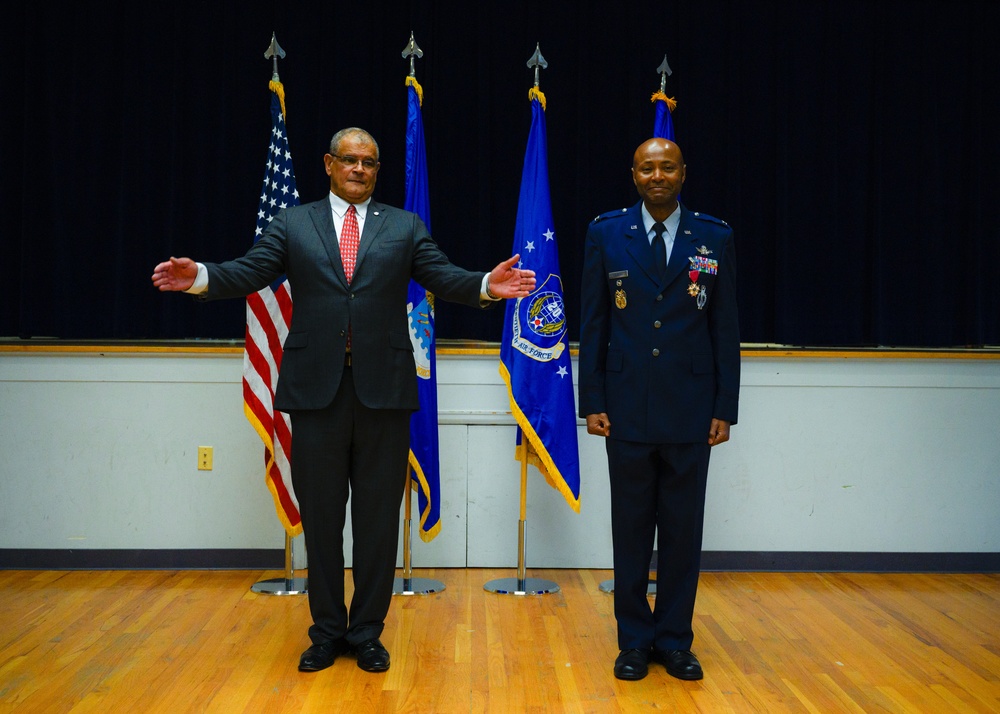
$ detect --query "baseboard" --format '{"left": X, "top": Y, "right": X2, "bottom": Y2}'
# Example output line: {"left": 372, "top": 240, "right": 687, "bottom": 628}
{"left": 1, "top": 549, "right": 997, "bottom": 572}
{"left": 0, "top": 548, "right": 284, "bottom": 570}
{"left": 699, "top": 551, "right": 1000, "bottom": 573}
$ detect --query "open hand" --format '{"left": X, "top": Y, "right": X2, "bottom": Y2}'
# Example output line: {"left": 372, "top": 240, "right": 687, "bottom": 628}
{"left": 151, "top": 257, "right": 197, "bottom": 292}
{"left": 487, "top": 254, "right": 536, "bottom": 299}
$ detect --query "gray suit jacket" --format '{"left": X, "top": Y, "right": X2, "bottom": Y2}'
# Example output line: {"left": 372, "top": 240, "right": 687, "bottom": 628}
{"left": 204, "top": 197, "right": 486, "bottom": 412}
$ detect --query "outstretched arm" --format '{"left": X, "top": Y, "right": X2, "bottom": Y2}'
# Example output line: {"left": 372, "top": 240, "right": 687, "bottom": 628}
{"left": 151, "top": 257, "right": 198, "bottom": 292}
{"left": 487, "top": 254, "right": 536, "bottom": 299}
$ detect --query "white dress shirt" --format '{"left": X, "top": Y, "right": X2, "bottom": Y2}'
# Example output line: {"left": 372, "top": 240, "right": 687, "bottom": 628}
{"left": 641, "top": 202, "right": 681, "bottom": 270}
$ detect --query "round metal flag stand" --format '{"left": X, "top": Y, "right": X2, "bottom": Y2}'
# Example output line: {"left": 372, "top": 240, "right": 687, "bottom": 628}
{"left": 251, "top": 532, "right": 307, "bottom": 595}
{"left": 393, "top": 465, "right": 445, "bottom": 596}
{"left": 484, "top": 444, "right": 559, "bottom": 596}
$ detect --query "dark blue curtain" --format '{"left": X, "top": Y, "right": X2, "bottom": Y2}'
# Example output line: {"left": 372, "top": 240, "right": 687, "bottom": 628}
{"left": 4, "top": 0, "right": 998, "bottom": 347}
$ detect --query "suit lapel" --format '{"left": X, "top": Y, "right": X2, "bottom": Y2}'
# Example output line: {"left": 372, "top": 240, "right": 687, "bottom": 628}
{"left": 663, "top": 205, "right": 696, "bottom": 288}
{"left": 624, "top": 203, "right": 660, "bottom": 285}
{"left": 354, "top": 200, "right": 387, "bottom": 277}
{"left": 307, "top": 197, "right": 389, "bottom": 288}
{"left": 309, "top": 199, "right": 350, "bottom": 287}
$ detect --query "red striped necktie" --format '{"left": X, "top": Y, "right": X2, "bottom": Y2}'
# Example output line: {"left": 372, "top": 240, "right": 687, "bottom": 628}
{"left": 341, "top": 204, "right": 360, "bottom": 283}
{"left": 342, "top": 204, "right": 360, "bottom": 353}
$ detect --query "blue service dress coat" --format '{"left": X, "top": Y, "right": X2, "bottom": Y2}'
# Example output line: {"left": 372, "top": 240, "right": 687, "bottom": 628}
{"left": 578, "top": 201, "right": 740, "bottom": 440}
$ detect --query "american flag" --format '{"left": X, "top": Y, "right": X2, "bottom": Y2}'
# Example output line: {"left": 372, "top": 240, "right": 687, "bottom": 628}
{"left": 242, "top": 80, "right": 300, "bottom": 535}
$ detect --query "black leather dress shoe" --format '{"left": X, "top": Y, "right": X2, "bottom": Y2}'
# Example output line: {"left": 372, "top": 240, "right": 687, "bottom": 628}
{"left": 298, "top": 638, "right": 350, "bottom": 672}
{"left": 652, "top": 648, "right": 703, "bottom": 680}
{"left": 355, "top": 638, "right": 391, "bottom": 672}
{"left": 613, "top": 648, "right": 650, "bottom": 680}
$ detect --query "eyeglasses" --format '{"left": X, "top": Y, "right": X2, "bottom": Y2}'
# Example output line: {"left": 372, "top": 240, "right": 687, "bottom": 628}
{"left": 330, "top": 154, "right": 378, "bottom": 171}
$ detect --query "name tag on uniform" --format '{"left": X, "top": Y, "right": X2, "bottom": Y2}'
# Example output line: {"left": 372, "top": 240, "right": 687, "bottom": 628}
{"left": 610, "top": 271, "right": 629, "bottom": 309}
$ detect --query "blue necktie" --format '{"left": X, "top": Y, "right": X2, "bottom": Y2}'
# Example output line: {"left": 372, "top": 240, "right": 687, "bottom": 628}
{"left": 652, "top": 222, "right": 667, "bottom": 280}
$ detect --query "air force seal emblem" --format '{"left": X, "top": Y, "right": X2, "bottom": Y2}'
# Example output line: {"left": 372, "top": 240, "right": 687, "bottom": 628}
{"left": 509, "top": 275, "right": 568, "bottom": 362}
{"left": 407, "top": 292, "right": 434, "bottom": 379}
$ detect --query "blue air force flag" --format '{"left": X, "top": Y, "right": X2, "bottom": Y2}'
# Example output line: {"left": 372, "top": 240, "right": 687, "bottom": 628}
{"left": 403, "top": 77, "right": 443, "bottom": 541}
{"left": 652, "top": 91, "right": 676, "bottom": 140}
{"left": 499, "top": 90, "right": 581, "bottom": 512}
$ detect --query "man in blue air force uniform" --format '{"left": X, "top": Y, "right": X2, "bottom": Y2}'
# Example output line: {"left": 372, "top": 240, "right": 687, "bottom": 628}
{"left": 578, "top": 138, "right": 740, "bottom": 681}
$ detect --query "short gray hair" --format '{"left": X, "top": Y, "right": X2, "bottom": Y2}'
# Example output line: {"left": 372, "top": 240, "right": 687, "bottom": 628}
{"left": 328, "top": 128, "right": 380, "bottom": 160}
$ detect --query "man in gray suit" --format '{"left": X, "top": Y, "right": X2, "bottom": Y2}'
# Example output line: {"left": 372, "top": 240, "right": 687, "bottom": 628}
{"left": 152, "top": 127, "right": 535, "bottom": 673}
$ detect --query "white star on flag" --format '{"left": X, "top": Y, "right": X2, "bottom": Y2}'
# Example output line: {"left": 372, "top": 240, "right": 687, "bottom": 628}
{"left": 544, "top": 229, "right": 555, "bottom": 241}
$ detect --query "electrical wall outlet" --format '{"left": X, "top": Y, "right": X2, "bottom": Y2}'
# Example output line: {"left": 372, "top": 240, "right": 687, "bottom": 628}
{"left": 198, "top": 446, "right": 213, "bottom": 471}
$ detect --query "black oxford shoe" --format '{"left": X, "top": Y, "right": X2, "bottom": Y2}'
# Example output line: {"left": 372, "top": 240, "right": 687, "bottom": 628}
{"left": 614, "top": 648, "right": 650, "bottom": 680}
{"left": 298, "top": 638, "right": 350, "bottom": 672}
{"left": 355, "top": 638, "right": 391, "bottom": 672}
{"left": 652, "top": 648, "right": 703, "bottom": 680}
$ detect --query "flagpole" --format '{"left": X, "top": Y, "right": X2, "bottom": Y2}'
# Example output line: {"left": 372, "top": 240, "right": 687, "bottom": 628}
{"left": 484, "top": 440, "right": 559, "bottom": 595}
{"left": 246, "top": 33, "right": 307, "bottom": 598}
{"left": 651, "top": 53, "right": 677, "bottom": 143}
{"left": 393, "top": 32, "right": 444, "bottom": 597}
{"left": 393, "top": 464, "right": 444, "bottom": 595}
{"left": 518, "top": 448, "right": 528, "bottom": 582}
{"left": 486, "top": 42, "right": 569, "bottom": 597}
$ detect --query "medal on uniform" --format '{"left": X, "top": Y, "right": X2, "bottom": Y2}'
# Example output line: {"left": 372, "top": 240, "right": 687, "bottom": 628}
{"left": 687, "top": 255, "right": 717, "bottom": 304}
{"left": 687, "top": 267, "right": 701, "bottom": 297}
{"left": 615, "top": 287, "right": 627, "bottom": 309}
{"left": 613, "top": 277, "right": 627, "bottom": 309}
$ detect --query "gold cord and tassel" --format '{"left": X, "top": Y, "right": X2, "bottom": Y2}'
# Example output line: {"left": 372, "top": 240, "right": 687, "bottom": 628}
{"left": 650, "top": 91, "right": 677, "bottom": 112}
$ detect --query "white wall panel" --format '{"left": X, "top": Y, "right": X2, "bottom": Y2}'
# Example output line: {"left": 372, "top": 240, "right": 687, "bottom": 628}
{"left": 2, "top": 350, "right": 998, "bottom": 566}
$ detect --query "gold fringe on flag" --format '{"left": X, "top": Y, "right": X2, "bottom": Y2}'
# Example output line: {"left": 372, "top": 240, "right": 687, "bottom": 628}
{"left": 269, "top": 80, "right": 287, "bottom": 118}
{"left": 405, "top": 76, "right": 424, "bottom": 106}
{"left": 528, "top": 86, "right": 547, "bottom": 111}
{"left": 650, "top": 91, "right": 677, "bottom": 112}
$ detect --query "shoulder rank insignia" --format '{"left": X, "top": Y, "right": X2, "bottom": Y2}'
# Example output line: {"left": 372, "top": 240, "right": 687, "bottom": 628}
{"left": 692, "top": 212, "right": 729, "bottom": 227}
{"left": 592, "top": 207, "right": 629, "bottom": 224}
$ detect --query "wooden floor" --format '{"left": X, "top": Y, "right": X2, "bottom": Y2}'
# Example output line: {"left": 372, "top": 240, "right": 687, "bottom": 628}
{"left": 1, "top": 568, "right": 998, "bottom": 713}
